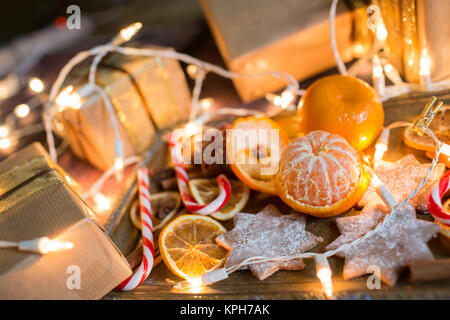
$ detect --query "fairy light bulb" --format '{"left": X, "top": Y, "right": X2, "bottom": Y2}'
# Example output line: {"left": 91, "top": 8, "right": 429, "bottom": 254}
{"left": 280, "top": 90, "right": 294, "bottom": 109}
{"left": 441, "top": 143, "right": 450, "bottom": 158}
{"left": 373, "top": 128, "right": 389, "bottom": 166}
{"left": 184, "top": 122, "right": 201, "bottom": 137}
{"left": 376, "top": 20, "right": 387, "bottom": 41}
{"left": 94, "top": 193, "right": 112, "bottom": 211}
{"left": 0, "top": 138, "right": 11, "bottom": 149}
{"left": 56, "top": 85, "right": 82, "bottom": 110}
{"left": 372, "top": 55, "right": 385, "bottom": 97}
{"left": 0, "top": 126, "right": 9, "bottom": 138}
{"left": 200, "top": 98, "right": 213, "bottom": 110}
{"left": 18, "top": 237, "right": 73, "bottom": 254}
{"left": 315, "top": 255, "right": 333, "bottom": 298}
{"left": 120, "top": 22, "right": 142, "bottom": 41}
{"left": 39, "top": 238, "right": 74, "bottom": 254}
{"left": 186, "top": 65, "right": 199, "bottom": 79}
{"left": 14, "top": 103, "right": 30, "bottom": 118}
{"left": 28, "top": 77, "right": 44, "bottom": 93}
{"left": 419, "top": 49, "right": 431, "bottom": 91}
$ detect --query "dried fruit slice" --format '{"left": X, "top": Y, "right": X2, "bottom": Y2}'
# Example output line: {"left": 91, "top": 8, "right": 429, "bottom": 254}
{"left": 227, "top": 116, "right": 290, "bottom": 195}
{"left": 130, "top": 191, "right": 181, "bottom": 231}
{"left": 275, "top": 130, "right": 370, "bottom": 218}
{"left": 403, "top": 106, "right": 450, "bottom": 152}
{"left": 159, "top": 215, "right": 228, "bottom": 279}
{"left": 425, "top": 150, "right": 450, "bottom": 167}
{"left": 189, "top": 178, "right": 250, "bottom": 220}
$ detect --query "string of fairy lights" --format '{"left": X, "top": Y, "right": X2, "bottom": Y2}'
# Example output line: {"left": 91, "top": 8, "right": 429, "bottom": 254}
{"left": 0, "top": 1, "right": 449, "bottom": 297}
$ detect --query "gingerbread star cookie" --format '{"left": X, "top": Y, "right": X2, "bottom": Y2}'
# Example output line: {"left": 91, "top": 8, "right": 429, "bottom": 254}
{"left": 337, "top": 204, "right": 439, "bottom": 285}
{"left": 216, "top": 205, "right": 322, "bottom": 280}
{"left": 359, "top": 154, "right": 445, "bottom": 212}
{"left": 327, "top": 155, "right": 444, "bottom": 252}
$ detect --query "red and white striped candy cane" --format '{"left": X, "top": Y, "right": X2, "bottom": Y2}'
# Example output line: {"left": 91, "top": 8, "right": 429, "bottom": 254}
{"left": 169, "top": 132, "right": 231, "bottom": 215}
{"left": 117, "top": 167, "right": 155, "bottom": 291}
{"left": 428, "top": 170, "right": 450, "bottom": 226}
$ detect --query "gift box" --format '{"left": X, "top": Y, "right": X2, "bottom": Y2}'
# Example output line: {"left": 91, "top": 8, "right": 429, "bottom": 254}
{"left": 53, "top": 47, "right": 191, "bottom": 171}
{"left": 378, "top": 0, "right": 450, "bottom": 83}
{"left": 0, "top": 143, "right": 131, "bottom": 299}
{"left": 200, "top": 0, "right": 355, "bottom": 102}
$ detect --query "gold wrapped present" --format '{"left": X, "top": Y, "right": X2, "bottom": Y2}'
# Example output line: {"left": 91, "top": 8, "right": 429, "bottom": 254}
{"left": 53, "top": 47, "right": 191, "bottom": 170}
{"left": 0, "top": 143, "right": 131, "bottom": 299}
{"left": 378, "top": 0, "right": 450, "bottom": 83}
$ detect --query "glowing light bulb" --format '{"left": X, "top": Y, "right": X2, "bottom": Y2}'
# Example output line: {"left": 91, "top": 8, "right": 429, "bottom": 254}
{"left": 38, "top": 237, "right": 74, "bottom": 254}
{"left": 94, "top": 193, "right": 112, "bottom": 211}
{"left": 14, "top": 103, "right": 30, "bottom": 118}
{"left": 419, "top": 49, "right": 431, "bottom": 76}
{"left": 120, "top": 22, "right": 142, "bottom": 42}
{"left": 200, "top": 98, "right": 213, "bottom": 110}
{"left": 188, "top": 277, "right": 203, "bottom": 288}
{"left": 56, "top": 85, "right": 82, "bottom": 110}
{"left": 0, "top": 138, "right": 11, "bottom": 149}
{"left": 280, "top": 90, "right": 294, "bottom": 109}
{"left": 373, "top": 143, "right": 388, "bottom": 165}
{"left": 0, "top": 126, "right": 9, "bottom": 138}
{"left": 376, "top": 20, "right": 387, "bottom": 41}
{"left": 419, "top": 49, "right": 432, "bottom": 91}
{"left": 186, "top": 65, "right": 199, "bottom": 79}
{"left": 28, "top": 77, "right": 44, "bottom": 93}
{"left": 273, "top": 96, "right": 282, "bottom": 106}
{"left": 184, "top": 122, "right": 201, "bottom": 137}
{"left": 315, "top": 255, "right": 333, "bottom": 298}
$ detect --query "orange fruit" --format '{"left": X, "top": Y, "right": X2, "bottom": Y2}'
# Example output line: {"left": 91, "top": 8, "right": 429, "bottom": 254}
{"left": 159, "top": 215, "right": 228, "bottom": 279}
{"left": 275, "top": 130, "right": 370, "bottom": 218}
{"left": 297, "top": 75, "right": 384, "bottom": 150}
{"left": 227, "top": 116, "right": 290, "bottom": 195}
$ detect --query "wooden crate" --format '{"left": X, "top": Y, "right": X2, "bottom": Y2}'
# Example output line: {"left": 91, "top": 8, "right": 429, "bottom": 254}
{"left": 104, "top": 90, "right": 450, "bottom": 299}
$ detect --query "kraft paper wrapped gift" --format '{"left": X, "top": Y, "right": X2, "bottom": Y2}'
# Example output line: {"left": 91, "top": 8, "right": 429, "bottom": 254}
{"left": 53, "top": 47, "right": 191, "bottom": 171}
{"left": 200, "top": 0, "right": 355, "bottom": 102}
{"left": 0, "top": 143, "right": 132, "bottom": 299}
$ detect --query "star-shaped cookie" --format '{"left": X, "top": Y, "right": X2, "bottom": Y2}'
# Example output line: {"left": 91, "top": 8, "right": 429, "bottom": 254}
{"left": 327, "top": 155, "right": 445, "bottom": 252}
{"left": 337, "top": 204, "right": 439, "bottom": 285}
{"left": 359, "top": 154, "right": 445, "bottom": 212}
{"left": 216, "top": 205, "right": 322, "bottom": 280}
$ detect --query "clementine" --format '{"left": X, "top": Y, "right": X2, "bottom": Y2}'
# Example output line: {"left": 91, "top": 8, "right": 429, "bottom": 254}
{"left": 275, "top": 130, "right": 370, "bottom": 218}
{"left": 297, "top": 75, "right": 384, "bottom": 150}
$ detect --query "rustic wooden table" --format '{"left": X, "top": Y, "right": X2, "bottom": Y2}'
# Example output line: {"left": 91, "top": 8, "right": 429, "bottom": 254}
{"left": 104, "top": 89, "right": 450, "bottom": 300}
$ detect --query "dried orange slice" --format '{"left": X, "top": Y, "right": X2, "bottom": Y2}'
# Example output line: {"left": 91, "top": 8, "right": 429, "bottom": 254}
{"left": 403, "top": 106, "right": 450, "bottom": 152}
{"left": 425, "top": 151, "right": 450, "bottom": 168}
{"left": 227, "top": 116, "right": 290, "bottom": 195}
{"left": 129, "top": 191, "right": 181, "bottom": 231}
{"left": 159, "top": 215, "right": 228, "bottom": 279}
{"left": 275, "top": 130, "right": 370, "bottom": 218}
{"left": 189, "top": 178, "right": 250, "bottom": 221}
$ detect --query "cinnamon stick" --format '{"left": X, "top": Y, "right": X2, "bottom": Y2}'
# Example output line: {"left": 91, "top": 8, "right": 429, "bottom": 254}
{"left": 407, "top": 259, "right": 450, "bottom": 282}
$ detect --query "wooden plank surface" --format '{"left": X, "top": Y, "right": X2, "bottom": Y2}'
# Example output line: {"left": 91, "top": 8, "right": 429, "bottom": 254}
{"left": 104, "top": 89, "right": 450, "bottom": 300}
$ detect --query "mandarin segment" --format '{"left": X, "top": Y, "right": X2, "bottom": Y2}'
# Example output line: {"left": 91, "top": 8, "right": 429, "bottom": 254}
{"left": 275, "top": 130, "right": 369, "bottom": 217}
{"left": 159, "top": 215, "right": 228, "bottom": 279}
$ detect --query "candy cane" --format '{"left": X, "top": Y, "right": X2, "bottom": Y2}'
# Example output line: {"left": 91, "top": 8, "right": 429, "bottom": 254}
{"left": 169, "top": 133, "right": 231, "bottom": 215}
{"left": 428, "top": 170, "right": 450, "bottom": 226}
{"left": 116, "top": 167, "right": 154, "bottom": 291}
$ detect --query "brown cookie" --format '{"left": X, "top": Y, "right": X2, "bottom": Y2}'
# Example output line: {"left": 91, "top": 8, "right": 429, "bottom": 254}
{"left": 216, "top": 205, "right": 322, "bottom": 280}
{"left": 336, "top": 204, "right": 439, "bottom": 286}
